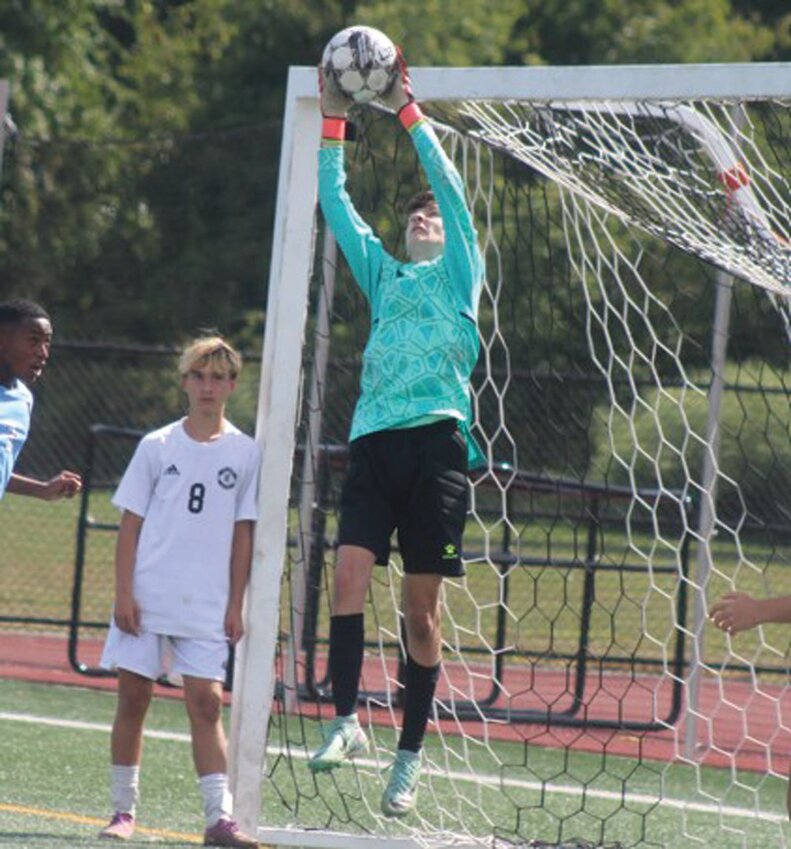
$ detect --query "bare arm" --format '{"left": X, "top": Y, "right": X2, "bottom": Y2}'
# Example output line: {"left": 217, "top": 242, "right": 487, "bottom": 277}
{"left": 225, "top": 520, "right": 254, "bottom": 645}
{"left": 7, "top": 470, "right": 82, "bottom": 500}
{"left": 114, "top": 510, "right": 144, "bottom": 635}
{"left": 710, "top": 592, "right": 791, "bottom": 634}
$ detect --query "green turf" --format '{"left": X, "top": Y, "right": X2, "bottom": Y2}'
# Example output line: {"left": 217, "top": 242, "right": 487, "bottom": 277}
{"left": 0, "top": 495, "right": 83, "bottom": 625}
{"left": 1, "top": 680, "right": 787, "bottom": 849}
{"left": 0, "top": 682, "right": 203, "bottom": 847}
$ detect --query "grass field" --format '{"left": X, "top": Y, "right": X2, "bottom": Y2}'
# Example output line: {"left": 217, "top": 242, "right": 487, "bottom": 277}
{"left": 2, "top": 467, "right": 789, "bottom": 848}
{"left": 1, "top": 680, "right": 210, "bottom": 847}
{"left": 1, "top": 679, "right": 788, "bottom": 849}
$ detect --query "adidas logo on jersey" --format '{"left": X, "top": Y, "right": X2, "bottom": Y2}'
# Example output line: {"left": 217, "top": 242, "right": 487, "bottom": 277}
{"left": 164, "top": 464, "right": 180, "bottom": 476}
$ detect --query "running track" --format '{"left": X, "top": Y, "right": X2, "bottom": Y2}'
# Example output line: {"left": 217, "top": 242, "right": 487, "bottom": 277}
{"left": 1, "top": 631, "right": 788, "bottom": 778}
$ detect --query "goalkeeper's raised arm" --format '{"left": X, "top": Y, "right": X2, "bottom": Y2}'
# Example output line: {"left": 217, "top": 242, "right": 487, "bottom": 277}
{"left": 317, "top": 69, "right": 384, "bottom": 300}
{"left": 378, "top": 52, "right": 484, "bottom": 314}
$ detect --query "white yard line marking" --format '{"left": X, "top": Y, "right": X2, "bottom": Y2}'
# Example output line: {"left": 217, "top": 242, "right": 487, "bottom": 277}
{"left": 1, "top": 711, "right": 786, "bottom": 824}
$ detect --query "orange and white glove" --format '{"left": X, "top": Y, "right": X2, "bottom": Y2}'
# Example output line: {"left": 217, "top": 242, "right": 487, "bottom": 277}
{"left": 379, "top": 46, "right": 415, "bottom": 114}
{"left": 381, "top": 47, "right": 424, "bottom": 130}
{"left": 318, "top": 64, "right": 350, "bottom": 142}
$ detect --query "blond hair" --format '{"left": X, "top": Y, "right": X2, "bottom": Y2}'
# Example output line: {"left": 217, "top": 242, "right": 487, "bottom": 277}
{"left": 178, "top": 335, "right": 242, "bottom": 378}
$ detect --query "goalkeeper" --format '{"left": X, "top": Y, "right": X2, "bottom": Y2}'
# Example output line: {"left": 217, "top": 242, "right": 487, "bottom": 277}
{"left": 308, "top": 51, "right": 485, "bottom": 818}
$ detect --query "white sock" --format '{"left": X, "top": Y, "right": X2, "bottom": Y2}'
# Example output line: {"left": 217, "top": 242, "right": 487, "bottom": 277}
{"left": 111, "top": 764, "right": 140, "bottom": 816}
{"left": 199, "top": 773, "right": 232, "bottom": 827}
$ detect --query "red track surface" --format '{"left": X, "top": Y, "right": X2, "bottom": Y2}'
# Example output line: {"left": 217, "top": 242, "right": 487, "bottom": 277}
{"left": 2, "top": 630, "right": 789, "bottom": 778}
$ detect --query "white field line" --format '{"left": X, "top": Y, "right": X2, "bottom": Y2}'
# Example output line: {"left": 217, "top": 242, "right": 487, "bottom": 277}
{"left": 1, "top": 711, "right": 786, "bottom": 825}
{"left": 1, "top": 711, "right": 191, "bottom": 741}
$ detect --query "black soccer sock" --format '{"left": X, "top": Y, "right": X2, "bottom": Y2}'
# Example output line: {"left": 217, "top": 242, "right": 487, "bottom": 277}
{"left": 329, "top": 613, "right": 365, "bottom": 717}
{"left": 398, "top": 655, "right": 441, "bottom": 753}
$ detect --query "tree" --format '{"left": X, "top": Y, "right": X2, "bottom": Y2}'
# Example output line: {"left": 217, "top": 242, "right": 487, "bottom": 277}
{"left": 1, "top": 0, "right": 787, "bottom": 344}
{"left": 354, "top": 0, "right": 529, "bottom": 66}
{"left": 508, "top": 0, "right": 778, "bottom": 66}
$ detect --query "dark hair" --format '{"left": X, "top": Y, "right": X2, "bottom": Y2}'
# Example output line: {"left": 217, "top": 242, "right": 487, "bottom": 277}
{"left": 0, "top": 299, "right": 50, "bottom": 328}
{"left": 405, "top": 190, "right": 437, "bottom": 216}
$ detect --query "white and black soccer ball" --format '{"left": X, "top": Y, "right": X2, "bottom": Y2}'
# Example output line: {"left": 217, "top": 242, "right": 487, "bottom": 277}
{"left": 321, "top": 26, "right": 398, "bottom": 104}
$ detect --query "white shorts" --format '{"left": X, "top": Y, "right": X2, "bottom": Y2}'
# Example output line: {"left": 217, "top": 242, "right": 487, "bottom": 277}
{"left": 100, "top": 623, "right": 230, "bottom": 683}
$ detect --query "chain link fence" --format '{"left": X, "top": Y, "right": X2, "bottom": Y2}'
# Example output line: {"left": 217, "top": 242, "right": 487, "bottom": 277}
{"left": 1, "top": 340, "right": 788, "bottom": 678}
{"left": 0, "top": 342, "right": 260, "bottom": 642}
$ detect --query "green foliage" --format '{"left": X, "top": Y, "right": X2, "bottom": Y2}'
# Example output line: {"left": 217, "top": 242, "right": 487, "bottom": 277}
{"left": 605, "top": 0, "right": 775, "bottom": 63}
{"left": 0, "top": 0, "right": 788, "bottom": 343}
{"left": 510, "top": 0, "right": 782, "bottom": 66}
{"left": 0, "top": 2, "right": 283, "bottom": 343}
{"left": 357, "top": 0, "right": 529, "bottom": 65}
{"left": 0, "top": 0, "right": 125, "bottom": 139}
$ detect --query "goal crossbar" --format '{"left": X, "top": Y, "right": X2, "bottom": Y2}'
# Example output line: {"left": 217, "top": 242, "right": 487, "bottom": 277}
{"left": 283, "top": 63, "right": 791, "bottom": 101}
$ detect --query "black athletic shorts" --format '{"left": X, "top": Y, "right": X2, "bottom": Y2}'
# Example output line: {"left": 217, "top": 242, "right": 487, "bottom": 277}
{"left": 337, "top": 419, "right": 468, "bottom": 576}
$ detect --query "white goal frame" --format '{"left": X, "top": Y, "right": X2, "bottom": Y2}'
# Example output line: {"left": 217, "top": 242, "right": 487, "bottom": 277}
{"left": 230, "top": 62, "right": 790, "bottom": 848}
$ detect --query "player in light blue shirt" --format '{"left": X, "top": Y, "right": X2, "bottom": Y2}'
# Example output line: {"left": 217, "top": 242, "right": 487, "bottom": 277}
{"left": 308, "top": 52, "right": 485, "bottom": 817}
{"left": 0, "top": 299, "right": 81, "bottom": 501}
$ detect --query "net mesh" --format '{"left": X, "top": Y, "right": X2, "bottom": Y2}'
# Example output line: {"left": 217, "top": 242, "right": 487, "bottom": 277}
{"left": 259, "top": 96, "right": 790, "bottom": 849}
{"left": 433, "top": 99, "right": 789, "bottom": 301}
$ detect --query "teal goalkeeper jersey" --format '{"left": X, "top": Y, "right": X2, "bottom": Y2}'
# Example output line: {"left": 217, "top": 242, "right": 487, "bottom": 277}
{"left": 318, "top": 118, "right": 485, "bottom": 467}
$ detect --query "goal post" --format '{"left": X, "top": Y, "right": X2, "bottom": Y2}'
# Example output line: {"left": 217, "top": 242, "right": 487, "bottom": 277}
{"left": 227, "top": 74, "right": 321, "bottom": 828}
{"left": 232, "top": 63, "right": 790, "bottom": 849}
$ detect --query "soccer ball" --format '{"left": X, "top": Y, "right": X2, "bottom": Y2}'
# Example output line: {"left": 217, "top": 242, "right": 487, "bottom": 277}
{"left": 321, "top": 26, "right": 398, "bottom": 104}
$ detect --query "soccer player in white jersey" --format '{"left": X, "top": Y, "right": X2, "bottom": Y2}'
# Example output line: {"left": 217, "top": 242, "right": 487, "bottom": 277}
{"left": 98, "top": 336, "right": 260, "bottom": 848}
{"left": 0, "top": 298, "right": 82, "bottom": 501}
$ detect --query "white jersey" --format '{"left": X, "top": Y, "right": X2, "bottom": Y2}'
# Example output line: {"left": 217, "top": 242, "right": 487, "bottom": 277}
{"left": 113, "top": 418, "right": 260, "bottom": 639}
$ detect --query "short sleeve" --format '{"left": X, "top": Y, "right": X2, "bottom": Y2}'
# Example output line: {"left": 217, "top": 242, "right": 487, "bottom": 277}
{"left": 112, "top": 437, "right": 156, "bottom": 518}
{"left": 235, "top": 440, "right": 260, "bottom": 522}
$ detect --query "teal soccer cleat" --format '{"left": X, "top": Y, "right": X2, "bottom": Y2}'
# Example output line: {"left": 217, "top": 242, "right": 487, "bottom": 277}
{"left": 380, "top": 749, "right": 421, "bottom": 817}
{"left": 308, "top": 714, "right": 369, "bottom": 772}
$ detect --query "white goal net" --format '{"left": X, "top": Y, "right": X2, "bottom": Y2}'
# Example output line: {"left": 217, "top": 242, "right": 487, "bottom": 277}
{"left": 230, "top": 64, "right": 790, "bottom": 849}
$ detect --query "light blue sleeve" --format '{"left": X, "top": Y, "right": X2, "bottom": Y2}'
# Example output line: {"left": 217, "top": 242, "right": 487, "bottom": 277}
{"left": 410, "top": 122, "right": 484, "bottom": 316}
{"left": 318, "top": 144, "right": 385, "bottom": 302}
{"left": 0, "top": 388, "right": 31, "bottom": 500}
{"left": 0, "top": 437, "right": 13, "bottom": 499}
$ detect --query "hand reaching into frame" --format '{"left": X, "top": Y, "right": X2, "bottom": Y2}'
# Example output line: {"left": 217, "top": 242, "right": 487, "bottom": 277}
{"left": 710, "top": 592, "right": 763, "bottom": 634}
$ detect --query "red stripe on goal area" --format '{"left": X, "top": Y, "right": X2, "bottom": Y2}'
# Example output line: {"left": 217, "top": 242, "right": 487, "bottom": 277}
{"left": 2, "top": 630, "right": 788, "bottom": 777}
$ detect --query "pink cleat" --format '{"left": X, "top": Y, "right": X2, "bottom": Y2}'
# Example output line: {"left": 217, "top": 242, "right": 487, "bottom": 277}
{"left": 98, "top": 812, "right": 135, "bottom": 840}
{"left": 203, "top": 817, "right": 259, "bottom": 848}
